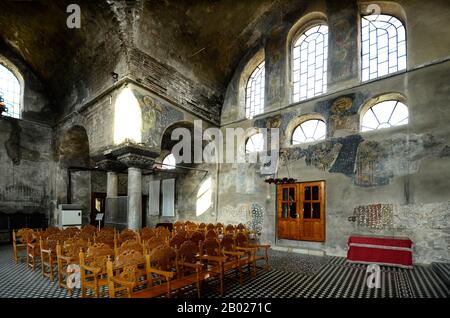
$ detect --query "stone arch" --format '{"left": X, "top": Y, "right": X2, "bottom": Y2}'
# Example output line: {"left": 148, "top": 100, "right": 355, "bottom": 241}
{"left": 58, "top": 125, "right": 91, "bottom": 168}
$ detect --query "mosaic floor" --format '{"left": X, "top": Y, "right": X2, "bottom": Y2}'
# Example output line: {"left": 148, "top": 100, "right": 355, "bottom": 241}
{"left": 0, "top": 245, "right": 448, "bottom": 298}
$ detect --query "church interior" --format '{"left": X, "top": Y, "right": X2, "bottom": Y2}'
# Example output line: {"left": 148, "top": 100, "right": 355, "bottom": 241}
{"left": 0, "top": 0, "right": 449, "bottom": 300}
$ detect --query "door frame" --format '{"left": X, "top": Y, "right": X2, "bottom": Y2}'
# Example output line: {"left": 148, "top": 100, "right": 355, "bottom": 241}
{"left": 275, "top": 180, "right": 326, "bottom": 242}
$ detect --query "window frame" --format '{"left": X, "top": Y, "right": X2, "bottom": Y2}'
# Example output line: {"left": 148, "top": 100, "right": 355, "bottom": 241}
{"left": 290, "top": 22, "right": 329, "bottom": 104}
{"left": 245, "top": 132, "right": 265, "bottom": 154}
{"left": 360, "top": 99, "right": 409, "bottom": 133}
{"left": 245, "top": 61, "right": 266, "bottom": 119}
{"left": 360, "top": 13, "right": 407, "bottom": 83}
{"left": 0, "top": 60, "right": 24, "bottom": 119}
{"left": 291, "top": 118, "right": 327, "bottom": 146}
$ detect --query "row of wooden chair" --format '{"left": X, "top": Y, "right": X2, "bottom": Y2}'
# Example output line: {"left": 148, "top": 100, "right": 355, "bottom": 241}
{"left": 12, "top": 222, "right": 270, "bottom": 298}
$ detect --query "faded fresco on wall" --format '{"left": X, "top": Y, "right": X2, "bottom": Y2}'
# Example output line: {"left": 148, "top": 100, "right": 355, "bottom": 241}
{"left": 137, "top": 93, "right": 184, "bottom": 149}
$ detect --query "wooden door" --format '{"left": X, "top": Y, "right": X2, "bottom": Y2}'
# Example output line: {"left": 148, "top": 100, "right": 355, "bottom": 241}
{"left": 299, "top": 182, "right": 325, "bottom": 242}
{"left": 277, "top": 185, "right": 300, "bottom": 240}
{"left": 277, "top": 181, "right": 325, "bottom": 242}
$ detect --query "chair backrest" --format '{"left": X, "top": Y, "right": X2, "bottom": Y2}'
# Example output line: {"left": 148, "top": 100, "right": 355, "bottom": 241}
{"left": 145, "top": 236, "right": 165, "bottom": 253}
{"left": 169, "top": 233, "right": 187, "bottom": 249}
{"left": 177, "top": 240, "right": 199, "bottom": 264}
{"left": 205, "top": 229, "right": 217, "bottom": 239}
{"left": 235, "top": 232, "right": 249, "bottom": 247}
{"left": 201, "top": 237, "right": 220, "bottom": 256}
{"left": 149, "top": 245, "right": 176, "bottom": 271}
{"left": 117, "top": 240, "right": 142, "bottom": 255}
{"left": 220, "top": 234, "right": 235, "bottom": 251}
{"left": 225, "top": 224, "right": 235, "bottom": 234}
{"left": 118, "top": 229, "right": 137, "bottom": 244}
{"left": 189, "top": 231, "right": 204, "bottom": 246}
{"left": 206, "top": 223, "right": 215, "bottom": 231}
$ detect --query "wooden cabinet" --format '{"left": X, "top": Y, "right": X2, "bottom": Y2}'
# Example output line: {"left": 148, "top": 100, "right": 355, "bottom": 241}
{"left": 277, "top": 181, "right": 325, "bottom": 242}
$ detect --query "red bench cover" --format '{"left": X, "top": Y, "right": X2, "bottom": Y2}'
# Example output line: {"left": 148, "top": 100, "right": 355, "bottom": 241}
{"left": 347, "top": 235, "right": 413, "bottom": 269}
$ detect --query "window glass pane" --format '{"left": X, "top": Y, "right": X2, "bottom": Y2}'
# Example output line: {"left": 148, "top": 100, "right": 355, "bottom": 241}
{"left": 0, "top": 64, "right": 21, "bottom": 119}
{"left": 289, "top": 188, "right": 295, "bottom": 201}
{"left": 245, "top": 132, "right": 264, "bottom": 153}
{"left": 303, "top": 202, "right": 311, "bottom": 219}
{"left": 282, "top": 203, "right": 289, "bottom": 218}
{"left": 361, "top": 14, "right": 406, "bottom": 82}
{"left": 361, "top": 100, "right": 408, "bottom": 131}
{"left": 289, "top": 203, "right": 297, "bottom": 218}
{"left": 245, "top": 61, "right": 265, "bottom": 119}
{"left": 313, "top": 202, "right": 321, "bottom": 219}
{"left": 292, "top": 119, "right": 326, "bottom": 145}
{"left": 161, "top": 153, "right": 176, "bottom": 170}
{"left": 312, "top": 186, "right": 319, "bottom": 200}
{"left": 292, "top": 24, "right": 328, "bottom": 102}
{"left": 304, "top": 186, "right": 311, "bottom": 201}
{"left": 282, "top": 188, "right": 289, "bottom": 201}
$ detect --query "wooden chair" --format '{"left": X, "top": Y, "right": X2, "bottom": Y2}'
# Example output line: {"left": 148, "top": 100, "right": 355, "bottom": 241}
{"left": 225, "top": 224, "right": 236, "bottom": 236}
{"left": 40, "top": 234, "right": 63, "bottom": 281}
{"left": 26, "top": 231, "right": 41, "bottom": 271}
{"left": 12, "top": 228, "right": 33, "bottom": 263}
{"left": 115, "top": 239, "right": 142, "bottom": 256}
{"left": 198, "top": 223, "right": 207, "bottom": 233}
{"left": 107, "top": 245, "right": 176, "bottom": 298}
{"left": 199, "top": 237, "right": 228, "bottom": 296}
{"left": 189, "top": 231, "right": 204, "bottom": 246}
{"left": 221, "top": 234, "right": 252, "bottom": 281}
{"left": 79, "top": 243, "right": 115, "bottom": 298}
{"left": 140, "top": 227, "right": 155, "bottom": 241}
{"left": 169, "top": 232, "right": 187, "bottom": 249}
{"left": 106, "top": 249, "right": 148, "bottom": 298}
{"left": 206, "top": 223, "right": 215, "bottom": 231}
{"left": 56, "top": 239, "right": 89, "bottom": 294}
{"left": 205, "top": 229, "right": 218, "bottom": 239}
{"left": 155, "top": 226, "right": 171, "bottom": 241}
{"left": 118, "top": 229, "right": 137, "bottom": 244}
{"left": 235, "top": 232, "right": 270, "bottom": 272}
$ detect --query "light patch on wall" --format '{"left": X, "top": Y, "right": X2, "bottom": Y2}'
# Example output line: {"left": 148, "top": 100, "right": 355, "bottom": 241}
{"left": 113, "top": 87, "right": 142, "bottom": 144}
{"left": 196, "top": 177, "right": 212, "bottom": 216}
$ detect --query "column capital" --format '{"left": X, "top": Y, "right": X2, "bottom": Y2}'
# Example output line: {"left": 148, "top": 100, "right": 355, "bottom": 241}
{"left": 117, "top": 153, "right": 155, "bottom": 169}
{"left": 95, "top": 159, "right": 127, "bottom": 172}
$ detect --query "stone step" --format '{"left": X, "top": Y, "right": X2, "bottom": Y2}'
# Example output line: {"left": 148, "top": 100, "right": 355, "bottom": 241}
{"left": 431, "top": 262, "right": 450, "bottom": 288}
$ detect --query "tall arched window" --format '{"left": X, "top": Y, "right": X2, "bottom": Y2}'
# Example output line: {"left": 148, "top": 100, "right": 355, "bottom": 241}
{"left": 161, "top": 153, "right": 176, "bottom": 170}
{"left": 361, "top": 100, "right": 408, "bottom": 132}
{"left": 361, "top": 14, "right": 406, "bottom": 82}
{"left": 245, "top": 61, "right": 265, "bottom": 119}
{"left": 292, "top": 119, "right": 326, "bottom": 145}
{"left": 292, "top": 24, "right": 328, "bottom": 103}
{"left": 245, "top": 132, "right": 264, "bottom": 154}
{"left": 0, "top": 64, "right": 22, "bottom": 119}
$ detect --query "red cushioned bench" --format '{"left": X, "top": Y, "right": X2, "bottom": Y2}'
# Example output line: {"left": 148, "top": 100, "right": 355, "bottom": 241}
{"left": 347, "top": 235, "right": 413, "bottom": 269}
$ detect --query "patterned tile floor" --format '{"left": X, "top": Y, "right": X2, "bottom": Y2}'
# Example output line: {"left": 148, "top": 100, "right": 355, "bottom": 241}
{"left": 0, "top": 245, "right": 448, "bottom": 298}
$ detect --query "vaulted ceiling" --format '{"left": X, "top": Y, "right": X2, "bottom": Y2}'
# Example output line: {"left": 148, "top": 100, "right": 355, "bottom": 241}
{"left": 0, "top": 0, "right": 308, "bottom": 114}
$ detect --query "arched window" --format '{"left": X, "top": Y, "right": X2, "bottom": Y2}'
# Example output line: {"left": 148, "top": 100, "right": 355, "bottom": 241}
{"left": 245, "top": 132, "right": 264, "bottom": 154}
{"left": 361, "top": 14, "right": 406, "bottom": 82}
{"left": 361, "top": 100, "right": 408, "bottom": 132}
{"left": 161, "top": 153, "right": 176, "bottom": 170}
{"left": 292, "top": 119, "right": 326, "bottom": 144}
{"left": 0, "top": 64, "right": 22, "bottom": 119}
{"left": 292, "top": 24, "right": 328, "bottom": 103}
{"left": 245, "top": 61, "right": 265, "bottom": 119}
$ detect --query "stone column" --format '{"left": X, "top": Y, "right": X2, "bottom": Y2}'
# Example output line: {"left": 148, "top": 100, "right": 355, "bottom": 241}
{"left": 127, "top": 167, "right": 142, "bottom": 230}
{"left": 106, "top": 171, "right": 118, "bottom": 198}
{"left": 116, "top": 148, "right": 157, "bottom": 230}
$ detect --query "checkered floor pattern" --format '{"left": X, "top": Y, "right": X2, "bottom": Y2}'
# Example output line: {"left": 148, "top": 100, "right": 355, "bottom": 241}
{"left": 0, "top": 245, "right": 448, "bottom": 298}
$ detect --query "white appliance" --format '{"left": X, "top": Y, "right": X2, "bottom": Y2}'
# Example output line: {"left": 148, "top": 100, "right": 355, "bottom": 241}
{"left": 59, "top": 204, "right": 82, "bottom": 229}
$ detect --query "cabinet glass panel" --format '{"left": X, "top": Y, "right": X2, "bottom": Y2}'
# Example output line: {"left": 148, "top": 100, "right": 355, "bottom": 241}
{"left": 303, "top": 202, "right": 311, "bottom": 218}
{"left": 313, "top": 202, "right": 321, "bottom": 219}
{"left": 282, "top": 203, "right": 288, "bottom": 218}
{"left": 312, "top": 186, "right": 319, "bottom": 200}
{"left": 289, "top": 187, "right": 296, "bottom": 201}
{"left": 289, "top": 203, "right": 297, "bottom": 218}
{"left": 304, "top": 186, "right": 311, "bottom": 200}
{"left": 282, "top": 188, "right": 289, "bottom": 201}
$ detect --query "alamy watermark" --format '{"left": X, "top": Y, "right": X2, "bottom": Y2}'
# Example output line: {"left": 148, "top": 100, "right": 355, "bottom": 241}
{"left": 169, "top": 120, "right": 279, "bottom": 174}
{"left": 366, "top": 264, "right": 381, "bottom": 289}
